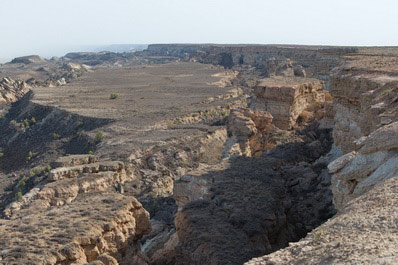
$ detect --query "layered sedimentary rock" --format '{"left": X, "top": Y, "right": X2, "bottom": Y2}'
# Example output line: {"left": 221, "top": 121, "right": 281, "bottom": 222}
{"left": 0, "top": 155, "right": 151, "bottom": 264}
{"left": 144, "top": 44, "right": 354, "bottom": 79}
{"left": 226, "top": 108, "right": 273, "bottom": 156}
{"left": 246, "top": 52, "right": 398, "bottom": 265}
{"left": 0, "top": 193, "right": 150, "bottom": 265}
{"left": 328, "top": 55, "right": 398, "bottom": 209}
{"left": 252, "top": 77, "right": 325, "bottom": 129}
{"left": 153, "top": 123, "right": 334, "bottom": 265}
{"left": 0, "top": 77, "right": 30, "bottom": 103}
{"left": 245, "top": 177, "right": 398, "bottom": 265}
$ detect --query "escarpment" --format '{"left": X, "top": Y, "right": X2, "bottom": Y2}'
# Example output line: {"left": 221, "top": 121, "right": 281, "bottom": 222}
{"left": 2, "top": 45, "right": 398, "bottom": 265}
{"left": 246, "top": 51, "right": 398, "bottom": 264}
{"left": 0, "top": 155, "right": 151, "bottom": 264}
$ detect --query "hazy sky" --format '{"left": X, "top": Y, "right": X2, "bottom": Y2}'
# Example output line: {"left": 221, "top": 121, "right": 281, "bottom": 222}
{"left": 1, "top": 0, "right": 397, "bottom": 61}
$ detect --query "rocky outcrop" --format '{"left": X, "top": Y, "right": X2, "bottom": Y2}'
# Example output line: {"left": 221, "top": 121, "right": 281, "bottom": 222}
{"left": 153, "top": 123, "right": 334, "bottom": 265}
{"left": 0, "top": 77, "right": 31, "bottom": 103}
{"left": 328, "top": 55, "right": 398, "bottom": 209}
{"left": 251, "top": 77, "right": 325, "bottom": 129}
{"left": 226, "top": 108, "right": 273, "bottom": 157}
{"left": 0, "top": 193, "right": 150, "bottom": 265}
{"left": 329, "top": 122, "right": 398, "bottom": 210}
{"left": 4, "top": 155, "right": 130, "bottom": 217}
{"left": 245, "top": 177, "right": 398, "bottom": 265}
{"left": 244, "top": 52, "right": 398, "bottom": 265}
{"left": 144, "top": 44, "right": 353, "bottom": 79}
{"left": 10, "top": 55, "right": 46, "bottom": 64}
{"left": 0, "top": 155, "right": 151, "bottom": 264}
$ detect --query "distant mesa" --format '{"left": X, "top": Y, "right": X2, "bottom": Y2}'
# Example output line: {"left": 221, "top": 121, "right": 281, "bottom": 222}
{"left": 10, "top": 55, "right": 46, "bottom": 64}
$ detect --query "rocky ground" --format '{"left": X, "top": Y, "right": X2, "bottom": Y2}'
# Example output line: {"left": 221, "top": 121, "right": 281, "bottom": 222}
{"left": 1, "top": 45, "right": 398, "bottom": 265}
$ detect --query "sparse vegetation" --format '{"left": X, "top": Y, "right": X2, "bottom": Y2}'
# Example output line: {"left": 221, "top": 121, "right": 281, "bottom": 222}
{"left": 26, "top": 151, "right": 38, "bottom": 162}
{"left": 94, "top": 132, "right": 105, "bottom": 143}
{"left": 0, "top": 152, "right": 4, "bottom": 158}
{"left": 43, "top": 165, "right": 52, "bottom": 173}
{"left": 51, "top": 133, "right": 61, "bottom": 140}
{"left": 88, "top": 151, "right": 94, "bottom": 155}
{"left": 313, "top": 230, "right": 325, "bottom": 242}
{"left": 110, "top": 93, "right": 119, "bottom": 99}
{"left": 381, "top": 87, "right": 394, "bottom": 96}
{"left": 76, "top": 130, "right": 85, "bottom": 136}
{"left": 18, "top": 180, "right": 26, "bottom": 188}
{"left": 76, "top": 121, "right": 84, "bottom": 129}
{"left": 15, "top": 192, "right": 23, "bottom": 201}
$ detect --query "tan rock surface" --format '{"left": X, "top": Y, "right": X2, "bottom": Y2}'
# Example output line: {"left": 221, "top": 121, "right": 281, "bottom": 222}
{"left": 226, "top": 108, "right": 273, "bottom": 156}
{"left": 253, "top": 77, "right": 325, "bottom": 129}
{"left": 0, "top": 193, "right": 150, "bottom": 265}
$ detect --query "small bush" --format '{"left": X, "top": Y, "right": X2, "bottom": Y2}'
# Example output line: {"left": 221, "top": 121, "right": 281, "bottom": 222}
{"left": 43, "top": 165, "right": 52, "bottom": 173}
{"left": 30, "top": 117, "right": 36, "bottom": 124}
{"left": 15, "top": 192, "right": 23, "bottom": 201}
{"left": 94, "top": 132, "right": 105, "bottom": 143}
{"left": 51, "top": 133, "right": 61, "bottom": 140}
{"left": 18, "top": 180, "right": 26, "bottom": 188}
{"left": 0, "top": 152, "right": 3, "bottom": 158}
{"left": 110, "top": 93, "right": 119, "bottom": 99}
{"left": 76, "top": 130, "right": 85, "bottom": 136}
{"left": 23, "top": 119, "right": 30, "bottom": 128}
{"left": 88, "top": 151, "right": 94, "bottom": 155}
{"left": 28, "top": 170, "right": 36, "bottom": 178}
{"left": 26, "top": 151, "right": 37, "bottom": 162}
{"left": 76, "top": 121, "right": 84, "bottom": 129}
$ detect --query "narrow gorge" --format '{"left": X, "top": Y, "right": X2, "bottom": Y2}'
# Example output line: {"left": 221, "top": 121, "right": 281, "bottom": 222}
{"left": 0, "top": 45, "right": 397, "bottom": 265}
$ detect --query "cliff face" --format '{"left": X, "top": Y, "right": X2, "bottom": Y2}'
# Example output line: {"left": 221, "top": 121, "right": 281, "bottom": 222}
{"left": 245, "top": 52, "right": 398, "bottom": 264}
{"left": 144, "top": 44, "right": 355, "bottom": 80}
{"left": 252, "top": 77, "right": 325, "bottom": 129}
{"left": 329, "top": 55, "right": 398, "bottom": 210}
{"left": 0, "top": 155, "right": 151, "bottom": 265}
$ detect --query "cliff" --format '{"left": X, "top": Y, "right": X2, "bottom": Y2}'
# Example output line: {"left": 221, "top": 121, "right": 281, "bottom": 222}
{"left": 245, "top": 51, "right": 398, "bottom": 264}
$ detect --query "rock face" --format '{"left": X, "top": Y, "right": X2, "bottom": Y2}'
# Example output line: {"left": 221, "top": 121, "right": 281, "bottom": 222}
{"left": 245, "top": 51, "right": 398, "bottom": 265}
{"left": 0, "top": 77, "right": 30, "bottom": 103}
{"left": 0, "top": 155, "right": 151, "bottom": 264}
{"left": 0, "top": 193, "right": 150, "bottom": 265}
{"left": 252, "top": 77, "right": 325, "bottom": 129}
{"left": 153, "top": 124, "right": 334, "bottom": 265}
{"left": 226, "top": 108, "right": 273, "bottom": 156}
{"left": 144, "top": 44, "right": 354, "bottom": 79}
{"left": 328, "top": 55, "right": 398, "bottom": 210}
{"left": 245, "top": 177, "right": 398, "bottom": 265}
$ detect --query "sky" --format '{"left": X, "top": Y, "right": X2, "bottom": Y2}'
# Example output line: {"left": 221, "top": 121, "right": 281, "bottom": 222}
{"left": 1, "top": 0, "right": 397, "bottom": 62}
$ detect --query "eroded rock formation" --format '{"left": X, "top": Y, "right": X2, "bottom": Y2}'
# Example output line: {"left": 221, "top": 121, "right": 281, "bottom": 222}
{"left": 0, "top": 155, "right": 151, "bottom": 264}
{"left": 252, "top": 77, "right": 325, "bottom": 129}
{"left": 0, "top": 77, "right": 31, "bottom": 103}
{"left": 226, "top": 108, "right": 273, "bottom": 157}
{"left": 328, "top": 55, "right": 398, "bottom": 209}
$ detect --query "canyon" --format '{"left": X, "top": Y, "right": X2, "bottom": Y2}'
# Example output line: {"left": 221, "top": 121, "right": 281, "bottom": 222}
{"left": 0, "top": 45, "right": 397, "bottom": 264}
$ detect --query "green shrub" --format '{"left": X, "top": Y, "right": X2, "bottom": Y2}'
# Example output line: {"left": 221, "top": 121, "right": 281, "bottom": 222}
{"left": 23, "top": 119, "right": 30, "bottom": 128}
{"left": 15, "top": 192, "right": 23, "bottom": 201}
{"left": 88, "top": 151, "right": 94, "bottom": 155}
{"left": 18, "top": 180, "right": 26, "bottom": 188}
{"left": 26, "top": 151, "right": 37, "bottom": 162}
{"left": 110, "top": 93, "right": 119, "bottom": 99}
{"left": 76, "top": 121, "right": 84, "bottom": 128}
{"left": 0, "top": 152, "right": 3, "bottom": 158}
{"left": 43, "top": 165, "right": 52, "bottom": 173}
{"left": 94, "top": 132, "right": 105, "bottom": 143}
{"left": 30, "top": 117, "right": 36, "bottom": 124}
{"left": 52, "top": 133, "right": 61, "bottom": 140}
